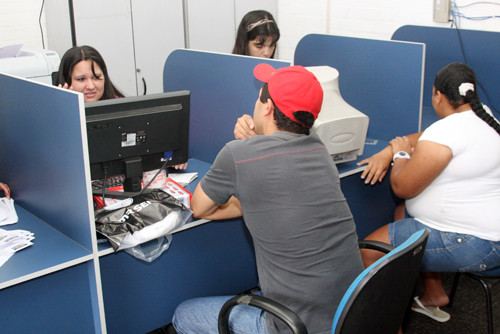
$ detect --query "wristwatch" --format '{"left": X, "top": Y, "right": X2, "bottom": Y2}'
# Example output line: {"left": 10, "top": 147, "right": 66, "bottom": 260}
{"left": 393, "top": 151, "right": 410, "bottom": 162}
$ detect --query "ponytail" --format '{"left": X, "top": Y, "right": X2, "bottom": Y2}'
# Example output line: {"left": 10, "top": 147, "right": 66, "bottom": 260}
{"left": 463, "top": 88, "right": 500, "bottom": 136}
{"left": 435, "top": 63, "right": 500, "bottom": 136}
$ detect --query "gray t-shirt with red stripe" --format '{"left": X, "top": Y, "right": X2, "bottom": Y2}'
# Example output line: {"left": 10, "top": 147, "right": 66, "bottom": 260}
{"left": 201, "top": 131, "right": 363, "bottom": 334}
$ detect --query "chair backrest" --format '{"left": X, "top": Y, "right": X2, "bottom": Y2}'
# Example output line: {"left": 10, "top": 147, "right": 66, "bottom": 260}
{"left": 332, "top": 229, "right": 429, "bottom": 334}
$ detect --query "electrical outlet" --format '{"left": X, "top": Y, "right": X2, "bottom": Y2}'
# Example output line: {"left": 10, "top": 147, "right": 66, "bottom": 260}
{"left": 433, "top": 0, "right": 450, "bottom": 23}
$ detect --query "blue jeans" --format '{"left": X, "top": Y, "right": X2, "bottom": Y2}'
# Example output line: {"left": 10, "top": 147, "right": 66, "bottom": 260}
{"left": 389, "top": 218, "right": 500, "bottom": 275}
{"left": 172, "top": 294, "right": 268, "bottom": 334}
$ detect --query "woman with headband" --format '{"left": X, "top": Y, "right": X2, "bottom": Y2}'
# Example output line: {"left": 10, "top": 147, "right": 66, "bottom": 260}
{"left": 359, "top": 63, "right": 500, "bottom": 323}
{"left": 232, "top": 10, "right": 280, "bottom": 59}
{"left": 232, "top": 10, "right": 281, "bottom": 139}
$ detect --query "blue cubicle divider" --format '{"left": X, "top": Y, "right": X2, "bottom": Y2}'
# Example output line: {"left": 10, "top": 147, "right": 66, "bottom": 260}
{"left": 0, "top": 74, "right": 94, "bottom": 250}
{"left": 294, "top": 34, "right": 425, "bottom": 140}
{"left": 392, "top": 25, "right": 500, "bottom": 128}
{"left": 1, "top": 262, "right": 97, "bottom": 333}
{"left": 0, "top": 75, "right": 103, "bottom": 332}
{"left": 164, "top": 49, "right": 290, "bottom": 163}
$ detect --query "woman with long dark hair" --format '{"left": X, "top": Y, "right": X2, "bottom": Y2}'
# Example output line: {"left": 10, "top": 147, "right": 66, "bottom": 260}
{"left": 55, "top": 45, "right": 124, "bottom": 102}
{"left": 232, "top": 10, "right": 280, "bottom": 59}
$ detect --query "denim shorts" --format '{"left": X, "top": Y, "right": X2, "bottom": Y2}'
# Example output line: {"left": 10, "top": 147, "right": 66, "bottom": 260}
{"left": 389, "top": 218, "right": 500, "bottom": 275}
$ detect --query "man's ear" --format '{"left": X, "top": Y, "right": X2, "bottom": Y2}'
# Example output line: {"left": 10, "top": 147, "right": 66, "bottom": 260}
{"left": 263, "top": 98, "right": 275, "bottom": 117}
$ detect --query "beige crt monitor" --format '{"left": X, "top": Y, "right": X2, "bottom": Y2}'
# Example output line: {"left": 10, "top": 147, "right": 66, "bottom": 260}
{"left": 307, "top": 66, "right": 369, "bottom": 164}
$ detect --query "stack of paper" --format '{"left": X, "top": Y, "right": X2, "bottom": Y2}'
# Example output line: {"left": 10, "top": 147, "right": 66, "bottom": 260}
{"left": 168, "top": 172, "right": 198, "bottom": 187}
{"left": 0, "top": 197, "right": 18, "bottom": 226}
{"left": 0, "top": 229, "right": 34, "bottom": 267}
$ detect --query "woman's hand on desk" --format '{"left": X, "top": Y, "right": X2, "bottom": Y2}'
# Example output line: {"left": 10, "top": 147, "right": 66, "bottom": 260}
{"left": 172, "top": 162, "right": 188, "bottom": 170}
{"left": 234, "top": 114, "right": 257, "bottom": 140}
{"left": 357, "top": 145, "right": 393, "bottom": 185}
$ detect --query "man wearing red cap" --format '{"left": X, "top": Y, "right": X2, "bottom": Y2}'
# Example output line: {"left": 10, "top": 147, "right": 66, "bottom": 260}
{"left": 171, "top": 64, "right": 363, "bottom": 334}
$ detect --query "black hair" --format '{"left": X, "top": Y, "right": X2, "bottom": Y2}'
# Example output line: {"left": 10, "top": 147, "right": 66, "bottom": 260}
{"left": 55, "top": 45, "right": 124, "bottom": 100}
{"left": 260, "top": 84, "right": 314, "bottom": 135}
{"left": 232, "top": 10, "right": 280, "bottom": 58}
{"left": 434, "top": 62, "right": 500, "bottom": 135}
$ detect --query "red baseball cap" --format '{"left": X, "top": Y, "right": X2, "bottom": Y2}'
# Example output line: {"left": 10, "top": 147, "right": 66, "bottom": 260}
{"left": 254, "top": 64, "right": 323, "bottom": 127}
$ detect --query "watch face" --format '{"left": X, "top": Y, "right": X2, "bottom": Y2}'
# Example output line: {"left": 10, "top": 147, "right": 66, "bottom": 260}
{"left": 393, "top": 151, "right": 410, "bottom": 161}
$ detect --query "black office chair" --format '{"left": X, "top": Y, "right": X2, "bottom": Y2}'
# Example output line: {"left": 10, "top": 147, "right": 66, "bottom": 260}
{"left": 218, "top": 229, "right": 430, "bottom": 334}
{"left": 448, "top": 271, "right": 500, "bottom": 334}
{"left": 51, "top": 71, "right": 59, "bottom": 85}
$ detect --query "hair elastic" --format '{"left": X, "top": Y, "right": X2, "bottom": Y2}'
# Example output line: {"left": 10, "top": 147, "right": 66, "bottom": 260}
{"left": 458, "top": 82, "right": 474, "bottom": 97}
{"left": 247, "top": 19, "right": 274, "bottom": 32}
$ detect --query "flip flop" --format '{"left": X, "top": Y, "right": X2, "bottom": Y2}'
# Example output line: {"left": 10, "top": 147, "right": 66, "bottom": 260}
{"left": 411, "top": 296, "right": 451, "bottom": 323}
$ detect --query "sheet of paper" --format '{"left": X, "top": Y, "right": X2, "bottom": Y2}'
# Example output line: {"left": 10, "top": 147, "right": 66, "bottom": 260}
{"left": 0, "top": 198, "right": 18, "bottom": 226}
{"left": 0, "top": 228, "right": 34, "bottom": 267}
{"left": 168, "top": 172, "right": 198, "bottom": 187}
{"left": 0, "top": 44, "right": 23, "bottom": 58}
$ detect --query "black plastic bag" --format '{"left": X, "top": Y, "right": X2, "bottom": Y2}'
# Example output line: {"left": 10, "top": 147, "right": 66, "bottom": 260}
{"left": 95, "top": 189, "right": 192, "bottom": 252}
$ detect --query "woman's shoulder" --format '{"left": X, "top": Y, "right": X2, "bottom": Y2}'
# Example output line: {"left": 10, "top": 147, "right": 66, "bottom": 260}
{"left": 427, "top": 110, "right": 474, "bottom": 129}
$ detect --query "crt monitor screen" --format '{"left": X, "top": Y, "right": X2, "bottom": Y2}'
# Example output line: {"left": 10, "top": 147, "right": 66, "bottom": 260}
{"left": 85, "top": 90, "right": 190, "bottom": 192}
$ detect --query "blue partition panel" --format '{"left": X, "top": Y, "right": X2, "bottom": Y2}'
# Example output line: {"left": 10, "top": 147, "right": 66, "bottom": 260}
{"left": 100, "top": 219, "right": 257, "bottom": 334}
{"left": 392, "top": 25, "right": 500, "bottom": 128}
{"left": 341, "top": 173, "right": 399, "bottom": 239}
{"left": 294, "top": 34, "right": 424, "bottom": 139}
{"left": 0, "top": 263, "right": 96, "bottom": 334}
{"left": 0, "top": 74, "right": 93, "bottom": 250}
{"left": 164, "top": 50, "right": 290, "bottom": 163}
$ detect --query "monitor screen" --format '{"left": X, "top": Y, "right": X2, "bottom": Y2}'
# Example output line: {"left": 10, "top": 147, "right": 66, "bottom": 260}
{"left": 85, "top": 91, "right": 190, "bottom": 192}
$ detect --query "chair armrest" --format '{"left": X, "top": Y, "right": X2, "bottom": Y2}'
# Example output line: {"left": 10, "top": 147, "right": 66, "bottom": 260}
{"left": 358, "top": 240, "right": 395, "bottom": 253}
{"left": 218, "top": 294, "right": 308, "bottom": 334}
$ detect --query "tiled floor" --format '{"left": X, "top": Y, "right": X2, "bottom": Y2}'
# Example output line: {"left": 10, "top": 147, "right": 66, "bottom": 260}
{"left": 405, "top": 272, "right": 500, "bottom": 334}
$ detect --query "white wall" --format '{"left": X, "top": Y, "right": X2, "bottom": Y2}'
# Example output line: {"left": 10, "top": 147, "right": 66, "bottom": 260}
{"left": 0, "top": 0, "right": 47, "bottom": 50}
{"left": 276, "top": 0, "right": 500, "bottom": 61}
{"left": 1, "top": 0, "right": 499, "bottom": 61}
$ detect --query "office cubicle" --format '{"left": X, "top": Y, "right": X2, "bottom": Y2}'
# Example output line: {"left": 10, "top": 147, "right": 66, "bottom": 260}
{"left": 392, "top": 25, "right": 500, "bottom": 128}
{"left": 295, "top": 34, "right": 425, "bottom": 138}
{"left": 0, "top": 32, "right": 425, "bottom": 332}
{"left": 98, "top": 51, "right": 291, "bottom": 333}
{"left": 294, "top": 34, "right": 425, "bottom": 238}
{"left": 0, "top": 74, "right": 104, "bottom": 333}
{"left": 164, "top": 49, "right": 292, "bottom": 163}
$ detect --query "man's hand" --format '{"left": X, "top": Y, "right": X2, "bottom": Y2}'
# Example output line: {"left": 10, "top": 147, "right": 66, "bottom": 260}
{"left": 234, "top": 114, "right": 257, "bottom": 140}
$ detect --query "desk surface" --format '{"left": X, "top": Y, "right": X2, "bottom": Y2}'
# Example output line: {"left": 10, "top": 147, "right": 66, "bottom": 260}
{"left": 0, "top": 205, "right": 92, "bottom": 290}
{"left": 337, "top": 137, "right": 387, "bottom": 178}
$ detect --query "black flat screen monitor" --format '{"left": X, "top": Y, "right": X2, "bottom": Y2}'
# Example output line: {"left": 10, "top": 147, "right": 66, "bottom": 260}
{"left": 85, "top": 90, "right": 190, "bottom": 192}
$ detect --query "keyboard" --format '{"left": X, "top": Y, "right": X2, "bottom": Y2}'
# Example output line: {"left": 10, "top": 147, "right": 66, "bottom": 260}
{"left": 92, "top": 175, "right": 125, "bottom": 191}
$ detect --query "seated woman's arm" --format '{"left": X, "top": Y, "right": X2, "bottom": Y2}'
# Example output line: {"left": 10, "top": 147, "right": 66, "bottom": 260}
{"left": 389, "top": 137, "right": 452, "bottom": 199}
{"left": 358, "top": 132, "right": 423, "bottom": 185}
